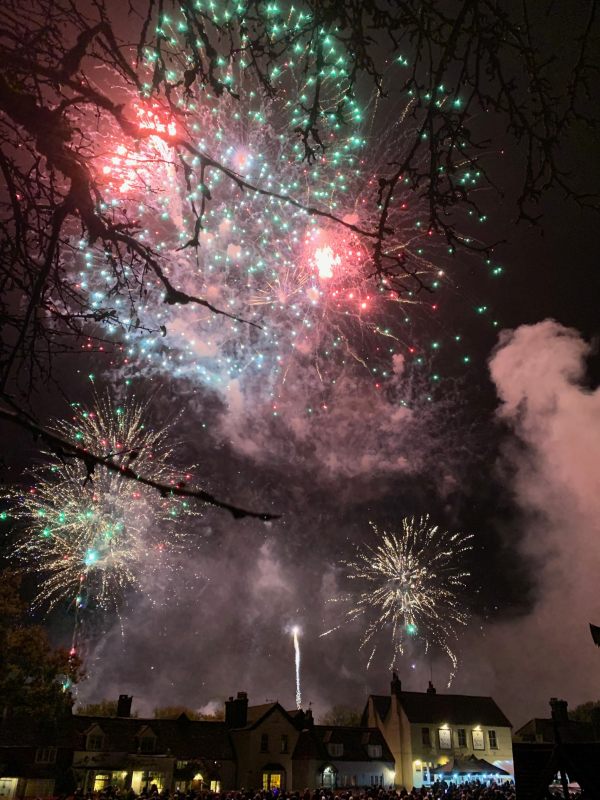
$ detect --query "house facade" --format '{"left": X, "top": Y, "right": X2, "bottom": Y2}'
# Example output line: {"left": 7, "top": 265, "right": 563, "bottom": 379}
{"left": 226, "top": 692, "right": 394, "bottom": 791}
{"left": 1, "top": 692, "right": 394, "bottom": 797}
{"left": 292, "top": 724, "right": 395, "bottom": 790}
{"left": 363, "top": 674, "right": 513, "bottom": 790}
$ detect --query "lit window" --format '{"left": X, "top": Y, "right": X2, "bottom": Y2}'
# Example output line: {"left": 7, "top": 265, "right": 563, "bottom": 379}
{"left": 327, "top": 743, "right": 343, "bottom": 757}
{"left": 488, "top": 730, "right": 498, "bottom": 749}
{"left": 472, "top": 729, "right": 485, "bottom": 750}
{"left": 210, "top": 781, "right": 220, "bottom": 792}
{"left": 260, "top": 733, "right": 269, "bottom": 753}
{"left": 457, "top": 729, "right": 467, "bottom": 747}
{"left": 262, "top": 773, "right": 281, "bottom": 790}
{"left": 35, "top": 747, "right": 57, "bottom": 764}
{"left": 438, "top": 729, "right": 452, "bottom": 749}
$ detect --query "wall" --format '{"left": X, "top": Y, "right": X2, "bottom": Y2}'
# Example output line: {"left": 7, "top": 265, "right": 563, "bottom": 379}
{"left": 232, "top": 709, "right": 300, "bottom": 790}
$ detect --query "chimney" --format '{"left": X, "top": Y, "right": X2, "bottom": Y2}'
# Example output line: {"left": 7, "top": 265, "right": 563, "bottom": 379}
{"left": 117, "top": 695, "right": 133, "bottom": 717}
{"left": 390, "top": 672, "right": 402, "bottom": 697}
{"left": 305, "top": 709, "right": 314, "bottom": 729}
{"left": 225, "top": 691, "right": 248, "bottom": 728}
{"left": 427, "top": 681, "right": 436, "bottom": 695}
{"left": 550, "top": 698, "right": 569, "bottom": 726}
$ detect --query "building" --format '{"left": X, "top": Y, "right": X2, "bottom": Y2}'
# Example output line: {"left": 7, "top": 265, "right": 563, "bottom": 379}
{"left": 225, "top": 692, "right": 394, "bottom": 790}
{"left": 0, "top": 717, "right": 73, "bottom": 800}
{"left": 514, "top": 698, "right": 600, "bottom": 743}
{"left": 513, "top": 698, "right": 600, "bottom": 799}
{"left": 0, "top": 692, "right": 395, "bottom": 797}
{"left": 362, "top": 673, "right": 513, "bottom": 789}
{"left": 0, "top": 696, "right": 236, "bottom": 799}
{"left": 292, "top": 724, "right": 394, "bottom": 789}
{"left": 226, "top": 694, "right": 302, "bottom": 790}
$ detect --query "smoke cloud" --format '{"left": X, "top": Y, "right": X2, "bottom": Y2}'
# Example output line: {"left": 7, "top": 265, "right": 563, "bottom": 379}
{"left": 456, "top": 320, "right": 600, "bottom": 726}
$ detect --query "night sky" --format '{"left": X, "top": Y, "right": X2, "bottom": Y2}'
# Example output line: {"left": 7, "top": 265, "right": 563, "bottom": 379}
{"left": 1, "top": 0, "right": 599, "bottom": 731}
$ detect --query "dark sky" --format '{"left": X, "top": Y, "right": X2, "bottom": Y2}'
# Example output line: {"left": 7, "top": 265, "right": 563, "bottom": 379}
{"left": 1, "top": 0, "right": 599, "bottom": 731}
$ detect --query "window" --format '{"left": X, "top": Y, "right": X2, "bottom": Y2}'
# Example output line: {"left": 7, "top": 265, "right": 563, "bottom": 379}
{"left": 421, "top": 728, "right": 431, "bottom": 747}
{"left": 176, "top": 761, "right": 188, "bottom": 769}
{"left": 87, "top": 734, "right": 105, "bottom": 751}
{"left": 262, "top": 773, "right": 281, "bottom": 790}
{"left": 488, "top": 730, "right": 498, "bottom": 749}
{"left": 93, "top": 775, "right": 111, "bottom": 791}
{"left": 210, "top": 782, "right": 220, "bottom": 793}
{"left": 457, "top": 729, "right": 467, "bottom": 747}
{"left": 35, "top": 747, "right": 57, "bottom": 764}
{"left": 472, "top": 729, "right": 485, "bottom": 750}
{"left": 280, "top": 734, "right": 288, "bottom": 753}
{"left": 438, "top": 729, "right": 452, "bottom": 749}
{"left": 327, "top": 743, "right": 344, "bottom": 757}
{"left": 260, "top": 733, "right": 269, "bottom": 753}
{"left": 367, "top": 744, "right": 382, "bottom": 759}
{"left": 139, "top": 736, "right": 156, "bottom": 754}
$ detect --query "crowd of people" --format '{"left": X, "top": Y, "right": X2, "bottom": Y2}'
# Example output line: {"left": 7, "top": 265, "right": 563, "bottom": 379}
{"left": 69, "top": 780, "right": 526, "bottom": 800}
{"left": 65, "top": 777, "right": 587, "bottom": 800}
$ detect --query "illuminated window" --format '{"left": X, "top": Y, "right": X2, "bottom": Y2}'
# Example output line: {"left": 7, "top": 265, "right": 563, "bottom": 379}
{"left": 262, "top": 773, "right": 281, "bottom": 790}
{"left": 210, "top": 782, "right": 220, "bottom": 792}
{"left": 322, "top": 767, "right": 336, "bottom": 788}
{"left": 421, "top": 728, "right": 431, "bottom": 747}
{"left": 280, "top": 734, "right": 288, "bottom": 753}
{"left": 35, "top": 747, "right": 57, "bottom": 764}
{"left": 488, "top": 730, "right": 498, "bottom": 749}
{"left": 93, "top": 775, "right": 111, "bottom": 791}
{"left": 457, "top": 729, "right": 467, "bottom": 747}
{"left": 260, "top": 733, "right": 269, "bottom": 752}
{"left": 327, "top": 743, "right": 343, "bottom": 757}
{"left": 472, "top": 730, "right": 485, "bottom": 750}
{"left": 438, "top": 729, "right": 452, "bottom": 749}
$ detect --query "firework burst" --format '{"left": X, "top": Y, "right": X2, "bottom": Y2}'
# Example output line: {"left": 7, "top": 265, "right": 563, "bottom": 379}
{"left": 7, "top": 394, "right": 199, "bottom": 629}
{"left": 324, "top": 516, "right": 473, "bottom": 681}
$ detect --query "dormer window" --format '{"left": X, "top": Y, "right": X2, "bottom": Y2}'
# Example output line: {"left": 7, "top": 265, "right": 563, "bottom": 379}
{"left": 327, "top": 743, "right": 343, "bottom": 757}
{"left": 367, "top": 744, "right": 382, "bottom": 759}
{"left": 140, "top": 735, "right": 156, "bottom": 753}
{"left": 136, "top": 726, "right": 157, "bottom": 754}
{"left": 86, "top": 730, "right": 105, "bottom": 752}
{"left": 36, "top": 747, "right": 57, "bottom": 764}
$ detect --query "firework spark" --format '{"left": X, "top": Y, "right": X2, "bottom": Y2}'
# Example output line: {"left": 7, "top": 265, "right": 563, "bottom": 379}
{"left": 7, "top": 394, "right": 199, "bottom": 633}
{"left": 324, "top": 516, "right": 473, "bottom": 681}
{"left": 292, "top": 626, "right": 302, "bottom": 709}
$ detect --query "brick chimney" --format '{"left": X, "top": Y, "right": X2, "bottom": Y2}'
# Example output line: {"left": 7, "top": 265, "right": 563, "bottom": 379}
{"left": 117, "top": 695, "right": 133, "bottom": 717}
{"left": 390, "top": 671, "right": 402, "bottom": 697}
{"left": 550, "top": 698, "right": 569, "bottom": 725}
{"left": 427, "top": 681, "right": 436, "bottom": 695}
{"left": 225, "top": 691, "right": 249, "bottom": 728}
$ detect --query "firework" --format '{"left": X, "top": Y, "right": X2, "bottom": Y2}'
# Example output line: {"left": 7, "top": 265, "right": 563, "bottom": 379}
{"left": 7, "top": 393, "right": 199, "bottom": 651}
{"left": 324, "top": 516, "right": 473, "bottom": 680}
{"left": 292, "top": 626, "right": 302, "bottom": 710}
{"left": 78, "top": 35, "right": 449, "bottom": 410}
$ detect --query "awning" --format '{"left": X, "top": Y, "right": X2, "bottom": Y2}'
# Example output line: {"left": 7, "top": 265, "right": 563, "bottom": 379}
{"left": 435, "top": 755, "right": 509, "bottom": 776}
